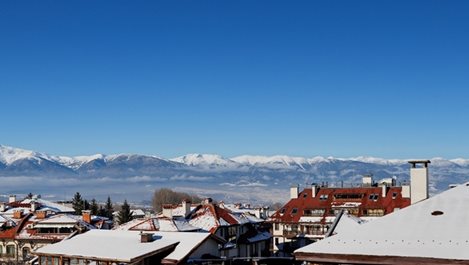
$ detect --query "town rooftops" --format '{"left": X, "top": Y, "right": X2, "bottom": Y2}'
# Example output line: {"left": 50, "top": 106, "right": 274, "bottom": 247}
{"left": 294, "top": 182, "right": 469, "bottom": 264}
{"left": 34, "top": 230, "right": 179, "bottom": 263}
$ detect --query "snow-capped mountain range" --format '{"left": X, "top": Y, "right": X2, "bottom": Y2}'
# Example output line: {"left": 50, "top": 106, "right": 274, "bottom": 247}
{"left": 1, "top": 144, "right": 468, "bottom": 204}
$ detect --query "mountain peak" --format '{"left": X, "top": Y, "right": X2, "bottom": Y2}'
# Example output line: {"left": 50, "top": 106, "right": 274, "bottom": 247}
{"left": 171, "top": 153, "right": 235, "bottom": 166}
{"left": 0, "top": 144, "right": 44, "bottom": 165}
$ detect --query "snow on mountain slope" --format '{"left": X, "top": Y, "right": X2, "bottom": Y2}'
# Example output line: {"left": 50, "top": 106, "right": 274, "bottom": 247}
{"left": 171, "top": 154, "right": 237, "bottom": 167}
{"left": 0, "top": 145, "right": 52, "bottom": 165}
{"left": 450, "top": 158, "right": 469, "bottom": 166}
{"left": 347, "top": 156, "right": 405, "bottom": 165}
{"left": 231, "top": 155, "right": 310, "bottom": 167}
{"left": 2, "top": 144, "right": 469, "bottom": 204}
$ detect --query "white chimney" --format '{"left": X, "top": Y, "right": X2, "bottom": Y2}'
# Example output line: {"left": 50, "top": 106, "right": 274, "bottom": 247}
{"left": 30, "top": 201, "right": 39, "bottom": 212}
{"left": 311, "top": 184, "right": 318, "bottom": 198}
{"left": 401, "top": 183, "right": 410, "bottom": 198}
{"left": 409, "top": 160, "right": 430, "bottom": 204}
{"left": 362, "top": 175, "right": 372, "bottom": 187}
{"left": 162, "top": 206, "right": 173, "bottom": 218}
{"left": 0, "top": 202, "right": 5, "bottom": 212}
{"left": 290, "top": 185, "right": 299, "bottom": 199}
{"left": 182, "top": 200, "right": 191, "bottom": 217}
{"left": 9, "top": 195, "right": 16, "bottom": 203}
{"left": 381, "top": 184, "right": 387, "bottom": 197}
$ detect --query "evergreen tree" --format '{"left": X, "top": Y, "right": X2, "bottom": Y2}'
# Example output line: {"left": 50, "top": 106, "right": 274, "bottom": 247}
{"left": 117, "top": 199, "right": 133, "bottom": 225}
{"left": 98, "top": 205, "right": 106, "bottom": 217}
{"left": 72, "top": 192, "right": 84, "bottom": 215}
{"left": 105, "top": 196, "right": 114, "bottom": 220}
{"left": 90, "top": 199, "right": 99, "bottom": 216}
{"left": 83, "top": 199, "right": 90, "bottom": 211}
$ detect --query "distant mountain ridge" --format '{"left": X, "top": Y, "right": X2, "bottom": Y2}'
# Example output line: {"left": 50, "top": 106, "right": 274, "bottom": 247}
{"left": 1, "top": 144, "right": 468, "bottom": 204}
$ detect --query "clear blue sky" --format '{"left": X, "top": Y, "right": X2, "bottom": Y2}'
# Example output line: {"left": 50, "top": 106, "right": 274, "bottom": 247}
{"left": 1, "top": 1, "right": 468, "bottom": 159}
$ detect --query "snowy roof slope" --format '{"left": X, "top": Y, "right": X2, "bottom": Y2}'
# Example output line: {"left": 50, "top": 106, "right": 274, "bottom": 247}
{"left": 153, "top": 232, "right": 213, "bottom": 262}
{"left": 34, "top": 230, "right": 179, "bottom": 262}
{"left": 327, "top": 213, "right": 366, "bottom": 236}
{"left": 295, "top": 182, "right": 469, "bottom": 262}
{"left": 21, "top": 198, "right": 75, "bottom": 213}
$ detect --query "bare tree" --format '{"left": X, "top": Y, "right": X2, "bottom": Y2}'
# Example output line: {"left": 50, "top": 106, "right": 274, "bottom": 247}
{"left": 152, "top": 188, "right": 202, "bottom": 212}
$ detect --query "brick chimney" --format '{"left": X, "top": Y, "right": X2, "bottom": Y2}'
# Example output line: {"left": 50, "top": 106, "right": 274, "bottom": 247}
{"left": 82, "top": 210, "right": 92, "bottom": 224}
{"left": 36, "top": 210, "right": 46, "bottom": 219}
{"left": 13, "top": 209, "right": 23, "bottom": 219}
{"left": 140, "top": 232, "right": 154, "bottom": 243}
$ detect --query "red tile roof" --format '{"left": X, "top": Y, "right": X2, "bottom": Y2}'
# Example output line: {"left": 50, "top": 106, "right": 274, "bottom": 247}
{"left": 271, "top": 186, "right": 410, "bottom": 223}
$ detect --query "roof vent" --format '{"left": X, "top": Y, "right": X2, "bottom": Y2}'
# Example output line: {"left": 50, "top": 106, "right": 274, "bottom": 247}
{"left": 431, "top": 210, "right": 444, "bottom": 216}
{"left": 140, "top": 232, "right": 154, "bottom": 243}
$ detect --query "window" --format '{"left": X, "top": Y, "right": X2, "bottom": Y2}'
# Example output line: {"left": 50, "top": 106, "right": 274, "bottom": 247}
{"left": 275, "top": 238, "right": 279, "bottom": 245}
{"left": 280, "top": 208, "right": 286, "bottom": 214}
{"left": 303, "top": 193, "right": 307, "bottom": 198}
{"left": 319, "top": 194, "right": 328, "bottom": 201}
{"left": 368, "top": 194, "right": 379, "bottom": 200}
{"left": 22, "top": 247, "right": 30, "bottom": 259}
{"left": 291, "top": 208, "right": 298, "bottom": 215}
{"left": 6, "top": 245, "right": 15, "bottom": 256}
{"left": 363, "top": 209, "right": 385, "bottom": 216}
{"left": 0, "top": 245, "right": 2, "bottom": 255}
{"left": 274, "top": 223, "right": 279, "bottom": 231}
{"left": 304, "top": 209, "right": 325, "bottom": 216}
{"left": 392, "top": 192, "right": 398, "bottom": 199}
{"left": 334, "top": 193, "right": 363, "bottom": 200}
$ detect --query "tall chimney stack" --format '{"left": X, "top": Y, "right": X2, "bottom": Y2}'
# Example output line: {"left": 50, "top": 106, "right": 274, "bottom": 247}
{"left": 362, "top": 175, "right": 373, "bottom": 187}
{"left": 82, "top": 210, "right": 92, "bottom": 224}
{"left": 311, "top": 184, "right": 318, "bottom": 198}
{"left": 409, "top": 160, "right": 430, "bottom": 204}
{"left": 9, "top": 195, "right": 16, "bottom": 203}
{"left": 290, "top": 185, "right": 299, "bottom": 199}
{"left": 182, "top": 200, "right": 191, "bottom": 217}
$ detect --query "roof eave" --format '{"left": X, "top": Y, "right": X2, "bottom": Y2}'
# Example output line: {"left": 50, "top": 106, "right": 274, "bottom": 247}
{"left": 295, "top": 252, "right": 469, "bottom": 265}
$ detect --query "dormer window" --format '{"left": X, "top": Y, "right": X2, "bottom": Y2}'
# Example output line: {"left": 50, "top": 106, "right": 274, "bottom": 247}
{"left": 291, "top": 208, "right": 298, "bottom": 215}
{"left": 368, "top": 194, "right": 379, "bottom": 201}
{"left": 319, "top": 194, "right": 328, "bottom": 201}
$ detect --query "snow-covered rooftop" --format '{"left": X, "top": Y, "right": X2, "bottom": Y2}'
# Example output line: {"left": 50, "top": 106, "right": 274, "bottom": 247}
{"left": 114, "top": 217, "right": 198, "bottom": 232}
{"left": 326, "top": 213, "right": 366, "bottom": 236}
{"left": 153, "top": 231, "right": 214, "bottom": 262}
{"left": 34, "top": 230, "right": 179, "bottom": 263}
{"left": 21, "top": 198, "right": 74, "bottom": 213}
{"left": 295, "top": 182, "right": 469, "bottom": 263}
